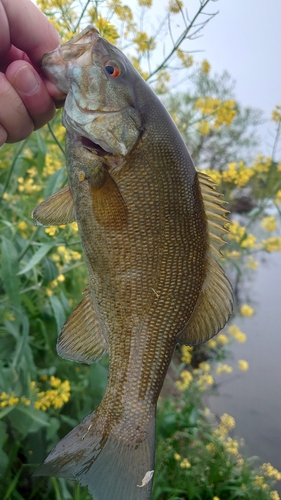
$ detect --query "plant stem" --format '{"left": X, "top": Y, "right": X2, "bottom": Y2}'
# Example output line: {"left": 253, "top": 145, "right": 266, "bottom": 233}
{"left": 0, "top": 139, "right": 28, "bottom": 201}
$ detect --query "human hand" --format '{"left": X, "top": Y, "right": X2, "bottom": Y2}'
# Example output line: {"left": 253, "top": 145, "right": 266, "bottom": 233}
{"left": 0, "top": 0, "right": 66, "bottom": 146}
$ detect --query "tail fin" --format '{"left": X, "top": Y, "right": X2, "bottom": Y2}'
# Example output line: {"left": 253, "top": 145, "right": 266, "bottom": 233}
{"left": 34, "top": 410, "right": 156, "bottom": 500}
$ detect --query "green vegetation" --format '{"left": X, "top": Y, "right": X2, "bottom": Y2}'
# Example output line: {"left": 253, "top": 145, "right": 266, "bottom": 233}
{"left": 0, "top": 1, "right": 281, "bottom": 499}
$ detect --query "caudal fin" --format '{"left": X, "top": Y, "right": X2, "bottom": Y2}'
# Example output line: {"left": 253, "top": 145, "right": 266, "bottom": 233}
{"left": 34, "top": 410, "right": 156, "bottom": 500}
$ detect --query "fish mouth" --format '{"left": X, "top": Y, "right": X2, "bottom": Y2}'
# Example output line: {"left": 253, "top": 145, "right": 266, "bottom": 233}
{"left": 81, "top": 136, "right": 112, "bottom": 157}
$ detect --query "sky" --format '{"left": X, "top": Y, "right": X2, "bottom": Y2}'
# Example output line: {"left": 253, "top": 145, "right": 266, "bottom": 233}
{"left": 183, "top": 0, "right": 281, "bottom": 157}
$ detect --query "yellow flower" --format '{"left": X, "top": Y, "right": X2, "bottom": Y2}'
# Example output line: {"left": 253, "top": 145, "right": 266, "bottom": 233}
{"left": 227, "top": 220, "right": 246, "bottom": 242}
{"left": 176, "top": 370, "right": 193, "bottom": 391}
{"left": 261, "top": 463, "right": 281, "bottom": 481}
{"left": 199, "top": 362, "right": 211, "bottom": 373}
{"left": 97, "top": 16, "right": 120, "bottom": 44}
{"left": 174, "top": 453, "right": 181, "bottom": 461}
{"left": 216, "top": 364, "right": 233, "bottom": 375}
{"left": 213, "top": 497, "right": 220, "bottom": 500}
{"left": 262, "top": 237, "right": 281, "bottom": 252}
{"left": 207, "top": 339, "right": 217, "bottom": 348}
{"left": 42, "top": 153, "right": 62, "bottom": 177}
{"left": 225, "top": 250, "right": 241, "bottom": 260}
{"left": 252, "top": 155, "right": 272, "bottom": 174}
{"left": 196, "top": 373, "right": 214, "bottom": 391}
{"left": 20, "top": 396, "right": 31, "bottom": 406}
{"left": 274, "top": 189, "right": 281, "bottom": 205}
{"left": 201, "top": 169, "right": 222, "bottom": 184}
{"left": 254, "top": 475, "right": 264, "bottom": 487}
{"left": 195, "top": 98, "right": 236, "bottom": 129}
{"left": 201, "top": 59, "right": 211, "bottom": 74}
{"left": 0, "top": 391, "right": 19, "bottom": 407}
{"left": 34, "top": 377, "right": 71, "bottom": 411}
{"left": 216, "top": 333, "right": 228, "bottom": 345}
{"left": 197, "top": 120, "right": 211, "bottom": 135}
{"left": 155, "top": 70, "right": 171, "bottom": 95}
{"left": 177, "top": 49, "right": 194, "bottom": 68}
{"left": 238, "top": 360, "right": 249, "bottom": 371}
{"left": 240, "top": 304, "right": 254, "bottom": 317}
{"left": 246, "top": 256, "right": 259, "bottom": 270}
{"left": 261, "top": 216, "right": 277, "bottom": 232}
{"left": 228, "top": 325, "right": 247, "bottom": 343}
{"left": 215, "top": 413, "right": 235, "bottom": 437}
{"left": 108, "top": 1, "right": 134, "bottom": 21}
{"left": 133, "top": 31, "right": 156, "bottom": 52}
{"left": 224, "top": 437, "right": 239, "bottom": 456}
{"left": 45, "top": 226, "right": 59, "bottom": 237}
{"left": 270, "top": 491, "right": 280, "bottom": 500}
{"left": 180, "top": 458, "right": 191, "bottom": 468}
{"left": 181, "top": 345, "right": 193, "bottom": 364}
{"left": 18, "top": 221, "right": 28, "bottom": 230}
{"left": 18, "top": 176, "right": 41, "bottom": 194}
{"left": 138, "top": 0, "right": 152, "bottom": 6}
{"left": 168, "top": 0, "right": 183, "bottom": 13}
{"left": 240, "top": 233, "right": 257, "bottom": 249}
{"left": 271, "top": 105, "right": 281, "bottom": 123}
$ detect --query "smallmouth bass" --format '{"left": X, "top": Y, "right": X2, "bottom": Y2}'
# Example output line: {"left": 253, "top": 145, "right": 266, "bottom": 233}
{"left": 33, "top": 26, "right": 233, "bottom": 500}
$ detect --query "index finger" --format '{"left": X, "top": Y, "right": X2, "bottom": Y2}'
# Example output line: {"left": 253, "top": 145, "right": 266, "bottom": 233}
{"left": 0, "top": 0, "right": 60, "bottom": 64}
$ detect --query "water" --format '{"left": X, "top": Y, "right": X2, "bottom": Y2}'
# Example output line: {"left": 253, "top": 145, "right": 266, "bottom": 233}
{"left": 209, "top": 251, "right": 281, "bottom": 489}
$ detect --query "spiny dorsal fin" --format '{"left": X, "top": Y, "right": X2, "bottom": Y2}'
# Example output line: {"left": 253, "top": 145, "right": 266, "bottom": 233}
{"left": 57, "top": 287, "right": 108, "bottom": 364}
{"left": 177, "top": 172, "right": 233, "bottom": 345}
{"left": 32, "top": 186, "right": 76, "bottom": 226}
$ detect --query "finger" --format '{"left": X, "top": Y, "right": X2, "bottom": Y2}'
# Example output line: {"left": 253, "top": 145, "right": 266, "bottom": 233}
{"left": 0, "top": 45, "right": 30, "bottom": 73}
{"left": 0, "top": 124, "right": 8, "bottom": 146}
{"left": 1, "top": 0, "right": 60, "bottom": 65}
{"left": 0, "top": 71, "right": 33, "bottom": 145}
{"left": 44, "top": 78, "right": 66, "bottom": 106}
{"left": 5, "top": 60, "right": 57, "bottom": 133}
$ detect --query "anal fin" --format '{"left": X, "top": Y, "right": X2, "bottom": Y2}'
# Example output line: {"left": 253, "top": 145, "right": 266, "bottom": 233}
{"left": 57, "top": 287, "right": 108, "bottom": 364}
{"left": 32, "top": 185, "right": 75, "bottom": 226}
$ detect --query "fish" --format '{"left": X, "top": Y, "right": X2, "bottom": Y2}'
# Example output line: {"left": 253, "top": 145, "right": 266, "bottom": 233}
{"left": 32, "top": 26, "right": 233, "bottom": 500}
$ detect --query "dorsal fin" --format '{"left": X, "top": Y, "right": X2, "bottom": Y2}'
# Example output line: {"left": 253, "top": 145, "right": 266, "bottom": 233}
{"left": 177, "top": 172, "right": 233, "bottom": 345}
{"left": 32, "top": 185, "right": 76, "bottom": 226}
{"left": 57, "top": 287, "right": 108, "bottom": 364}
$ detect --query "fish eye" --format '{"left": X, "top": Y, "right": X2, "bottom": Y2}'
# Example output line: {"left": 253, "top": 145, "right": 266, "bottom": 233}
{"left": 105, "top": 62, "right": 121, "bottom": 78}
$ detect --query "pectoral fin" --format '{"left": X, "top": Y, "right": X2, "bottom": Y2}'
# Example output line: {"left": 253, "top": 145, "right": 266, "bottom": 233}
{"left": 89, "top": 168, "right": 128, "bottom": 229}
{"left": 32, "top": 186, "right": 75, "bottom": 226}
{"left": 177, "top": 172, "right": 233, "bottom": 345}
{"left": 57, "top": 287, "right": 108, "bottom": 364}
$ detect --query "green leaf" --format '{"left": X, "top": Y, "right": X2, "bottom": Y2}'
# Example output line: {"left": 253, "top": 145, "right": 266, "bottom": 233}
{"left": 0, "top": 421, "right": 8, "bottom": 478}
{"left": 49, "top": 295, "right": 66, "bottom": 334}
{"left": 9, "top": 406, "right": 49, "bottom": 436}
{"left": 3, "top": 467, "right": 22, "bottom": 500}
{"left": 44, "top": 167, "right": 67, "bottom": 199}
{"left": 1, "top": 237, "right": 21, "bottom": 310}
{"left": 18, "top": 243, "right": 54, "bottom": 275}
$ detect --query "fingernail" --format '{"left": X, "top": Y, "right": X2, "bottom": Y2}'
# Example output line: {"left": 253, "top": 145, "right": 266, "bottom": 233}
{"left": 13, "top": 65, "right": 40, "bottom": 95}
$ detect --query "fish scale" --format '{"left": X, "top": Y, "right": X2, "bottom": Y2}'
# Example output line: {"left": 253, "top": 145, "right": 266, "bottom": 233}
{"left": 32, "top": 25, "right": 233, "bottom": 500}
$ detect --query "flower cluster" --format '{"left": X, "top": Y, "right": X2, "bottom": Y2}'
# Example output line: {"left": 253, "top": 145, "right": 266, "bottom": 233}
{"left": 0, "top": 376, "right": 71, "bottom": 412}
{"left": 32, "top": 376, "right": 71, "bottom": 411}
{"left": 195, "top": 97, "right": 237, "bottom": 134}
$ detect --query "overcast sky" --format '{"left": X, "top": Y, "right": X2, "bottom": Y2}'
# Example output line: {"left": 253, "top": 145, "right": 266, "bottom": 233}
{"left": 189, "top": 0, "right": 281, "bottom": 157}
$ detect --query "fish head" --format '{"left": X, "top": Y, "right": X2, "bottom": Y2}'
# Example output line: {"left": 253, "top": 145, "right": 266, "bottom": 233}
{"left": 42, "top": 26, "right": 143, "bottom": 156}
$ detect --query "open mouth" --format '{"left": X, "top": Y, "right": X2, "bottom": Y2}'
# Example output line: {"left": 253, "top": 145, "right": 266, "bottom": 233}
{"left": 81, "top": 137, "right": 111, "bottom": 157}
